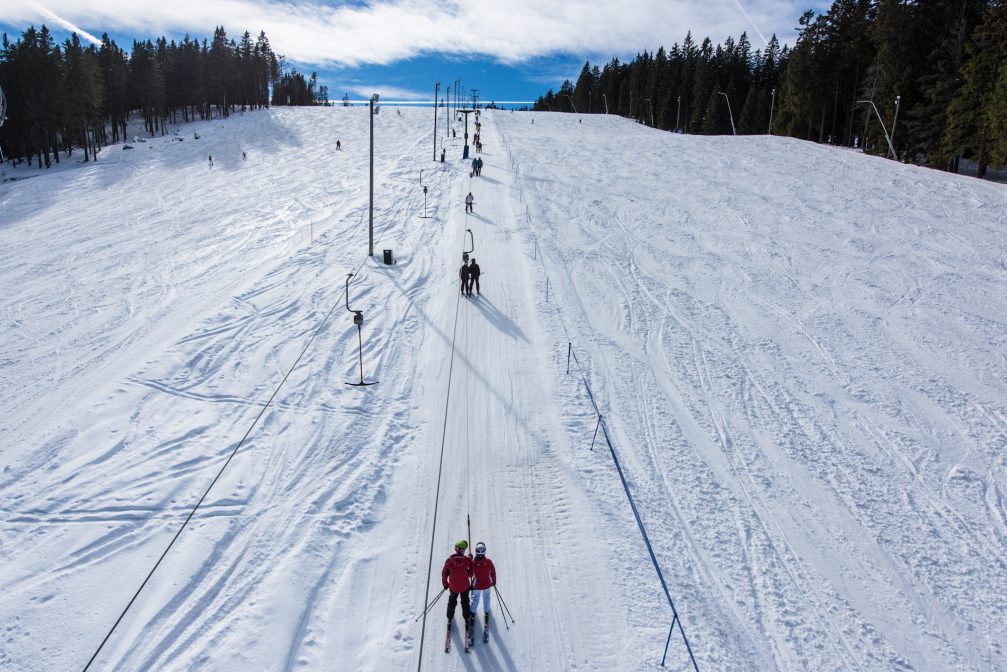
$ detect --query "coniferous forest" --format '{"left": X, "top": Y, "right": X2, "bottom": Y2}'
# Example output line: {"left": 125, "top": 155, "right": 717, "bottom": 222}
{"left": 534, "top": 0, "right": 1007, "bottom": 177}
{"left": 0, "top": 25, "right": 329, "bottom": 169}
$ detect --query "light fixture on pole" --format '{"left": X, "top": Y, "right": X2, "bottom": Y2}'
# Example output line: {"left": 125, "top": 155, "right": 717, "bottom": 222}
{"left": 369, "top": 93, "right": 379, "bottom": 256}
{"left": 768, "top": 88, "right": 776, "bottom": 134}
{"left": 717, "top": 90, "right": 736, "bottom": 135}
{"left": 446, "top": 86, "right": 451, "bottom": 138}
{"left": 645, "top": 98, "right": 654, "bottom": 127}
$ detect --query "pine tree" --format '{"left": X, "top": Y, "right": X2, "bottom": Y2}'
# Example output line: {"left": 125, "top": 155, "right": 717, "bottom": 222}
{"left": 944, "top": 0, "right": 1007, "bottom": 177}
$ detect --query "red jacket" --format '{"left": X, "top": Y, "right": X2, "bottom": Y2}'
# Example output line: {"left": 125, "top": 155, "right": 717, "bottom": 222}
{"left": 442, "top": 552, "right": 473, "bottom": 592}
{"left": 472, "top": 556, "right": 496, "bottom": 590}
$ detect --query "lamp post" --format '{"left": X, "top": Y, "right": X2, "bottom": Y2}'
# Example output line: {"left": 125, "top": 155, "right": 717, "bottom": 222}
{"left": 433, "top": 82, "right": 440, "bottom": 161}
{"left": 769, "top": 88, "right": 776, "bottom": 134}
{"left": 564, "top": 94, "right": 577, "bottom": 113}
{"left": 718, "top": 90, "right": 736, "bottom": 135}
{"left": 369, "top": 93, "right": 379, "bottom": 256}
{"left": 890, "top": 95, "right": 901, "bottom": 160}
{"left": 602, "top": 93, "right": 609, "bottom": 114}
{"left": 645, "top": 98, "right": 654, "bottom": 127}
{"left": 676, "top": 96, "right": 681, "bottom": 132}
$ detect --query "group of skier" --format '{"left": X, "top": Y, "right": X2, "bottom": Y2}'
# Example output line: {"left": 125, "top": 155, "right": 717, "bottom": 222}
{"left": 441, "top": 540, "right": 497, "bottom": 650}
{"left": 470, "top": 156, "right": 484, "bottom": 176}
{"left": 459, "top": 258, "right": 481, "bottom": 296}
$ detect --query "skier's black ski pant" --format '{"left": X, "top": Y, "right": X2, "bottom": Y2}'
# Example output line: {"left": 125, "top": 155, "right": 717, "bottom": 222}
{"left": 447, "top": 589, "right": 472, "bottom": 622}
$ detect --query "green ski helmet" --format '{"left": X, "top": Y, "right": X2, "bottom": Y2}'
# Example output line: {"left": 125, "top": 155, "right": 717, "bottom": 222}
{"left": 454, "top": 540, "right": 468, "bottom": 552}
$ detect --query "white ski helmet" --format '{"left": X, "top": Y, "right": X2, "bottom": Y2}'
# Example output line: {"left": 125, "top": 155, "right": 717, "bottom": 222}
{"left": 474, "top": 542, "right": 486, "bottom": 556}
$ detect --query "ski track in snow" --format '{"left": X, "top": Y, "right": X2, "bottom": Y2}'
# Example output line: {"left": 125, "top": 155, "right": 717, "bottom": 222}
{"left": 1, "top": 107, "right": 1006, "bottom": 671}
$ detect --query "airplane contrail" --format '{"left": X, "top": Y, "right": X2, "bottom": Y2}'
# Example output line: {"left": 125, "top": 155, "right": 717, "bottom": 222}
{"left": 21, "top": 0, "right": 102, "bottom": 45}
{"left": 732, "top": 0, "right": 769, "bottom": 47}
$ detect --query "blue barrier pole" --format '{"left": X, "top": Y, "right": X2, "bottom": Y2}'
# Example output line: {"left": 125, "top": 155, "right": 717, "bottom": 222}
{"left": 661, "top": 613, "right": 678, "bottom": 666}
{"left": 590, "top": 415, "right": 602, "bottom": 451}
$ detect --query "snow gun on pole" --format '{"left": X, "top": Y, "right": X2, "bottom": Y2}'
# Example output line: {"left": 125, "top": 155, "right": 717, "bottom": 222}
{"left": 344, "top": 273, "right": 378, "bottom": 387}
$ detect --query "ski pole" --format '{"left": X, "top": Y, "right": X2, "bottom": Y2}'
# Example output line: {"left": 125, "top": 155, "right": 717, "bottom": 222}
{"left": 493, "top": 585, "right": 516, "bottom": 625}
{"left": 414, "top": 588, "right": 447, "bottom": 622}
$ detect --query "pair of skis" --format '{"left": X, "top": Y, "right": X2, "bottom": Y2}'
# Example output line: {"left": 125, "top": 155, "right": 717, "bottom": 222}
{"left": 445, "top": 616, "right": 488, "bottom": 653}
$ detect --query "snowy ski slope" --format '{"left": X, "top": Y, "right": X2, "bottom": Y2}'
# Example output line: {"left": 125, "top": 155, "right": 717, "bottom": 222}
{"left": 1, "top": 106, "right": 1005, "bottom": 671}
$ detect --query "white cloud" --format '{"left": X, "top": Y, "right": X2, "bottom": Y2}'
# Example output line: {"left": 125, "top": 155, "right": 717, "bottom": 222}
{"left": 346, "top": 84, "right": 430, "bottom": 100}
{"left": 2, "top": 0, "right": 807, "bottom": 67}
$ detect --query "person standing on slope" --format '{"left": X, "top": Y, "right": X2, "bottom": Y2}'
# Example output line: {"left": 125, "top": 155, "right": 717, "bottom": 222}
{"left": 470, "top": 542, "right": 496, "bottom": 638}
{"left": 465, "top": 192, "right": 474, "bottom": 214}
{"left": 459, "top": 260, "right": 471, "bottom": 295}
{"left": 467, "top": 258, "right": 481, "bottom": 296}
{"left": 442, "top": 540, "right": 475, "bottom": 633}
{"left": 471, "top": 156, "right": 479, "bottom": 177}
{"left": 208, "top": 155, "right": 213, "bottom": 167}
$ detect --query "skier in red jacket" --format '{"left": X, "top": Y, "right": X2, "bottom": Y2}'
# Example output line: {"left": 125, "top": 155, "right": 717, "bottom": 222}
{"left": 442, "top": 540, "right": 474, "bottom": 629}
{"left": 470, "top": 542, "right": 496, "bottom": 637}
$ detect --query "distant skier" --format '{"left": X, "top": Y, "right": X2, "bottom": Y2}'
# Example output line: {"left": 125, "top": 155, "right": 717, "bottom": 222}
{"left": 442, "top": 540, "right": 474, "bottom": 644}
{"left": 470, "top": 542, "right": 496, "bottom": 640}
{"left": 471, "top": 156, "right": 479, "bottom": 176}
{"left": 465, "top": 192, "right": 474, "bottom": 214}
{"left": 459, "top": 260, "right": 471, "bottom": 295}
{"left": 476, "top": 157, "right": 483, "bottom": 175}
{"left": 467, "top": 259, "right": 481, "bottom": 296}
{"left": 242, "top": 151, "right": 247, "bottom": 160}
{"left": 208, "top": 155, "right": 213, "bottom": 167}
{"left": 336, "top": 139, "right": 342, "bottom": 150}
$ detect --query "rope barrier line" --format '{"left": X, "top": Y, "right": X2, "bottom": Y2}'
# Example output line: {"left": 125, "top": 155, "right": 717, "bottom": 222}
{"left": 495, "top": 120, "right": 699, "bottom": 670}
{"left": 416, "top": 232, "right": 466, "bottom": 672}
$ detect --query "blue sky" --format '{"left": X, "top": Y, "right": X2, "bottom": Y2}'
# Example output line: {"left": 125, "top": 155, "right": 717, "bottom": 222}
{"left": 1, "top": 1, "right": 831, "bottom": 106}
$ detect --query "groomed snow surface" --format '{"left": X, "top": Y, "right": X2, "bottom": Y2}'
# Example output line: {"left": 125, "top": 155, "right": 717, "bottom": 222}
{"left": 1, "top": 107, "right": 1005, "bottom": 672}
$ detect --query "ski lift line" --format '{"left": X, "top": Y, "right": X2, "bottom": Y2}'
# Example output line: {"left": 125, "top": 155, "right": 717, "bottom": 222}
{"left": 81, "top": 232, "right": 385, "bottom": 672}
{"left": 417, "top": 264, "right": 465, "bottom": 672}
{"left": 494, "top": 121, "right": 700, "bottom": 670}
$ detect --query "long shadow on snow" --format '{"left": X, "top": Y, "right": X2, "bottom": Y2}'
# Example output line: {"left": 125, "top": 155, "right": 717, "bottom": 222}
{"left": 468, "top": 295, "right": 528, "bottom": 343}
{"left": 470, "top": 623, "right": 519, "bottom": 671}
{"left": 384, "top": 270, "right": 533, "bottom": 436}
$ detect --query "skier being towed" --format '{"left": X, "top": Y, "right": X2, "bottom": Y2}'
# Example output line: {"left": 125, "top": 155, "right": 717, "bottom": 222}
{"left": 442, "top": 540, "right": 475, "bottom": 635}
